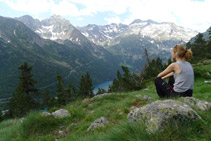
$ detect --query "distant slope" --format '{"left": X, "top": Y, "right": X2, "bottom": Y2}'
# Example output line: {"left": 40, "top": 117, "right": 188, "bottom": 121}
{"left": 189, "top": 26, "right": 211, "bottom": 43}
{"left": 0, "top": 16, "right": 121, "bottom": 99}
{"left": 79, "top": 19, "right": 198, "bottom": 72}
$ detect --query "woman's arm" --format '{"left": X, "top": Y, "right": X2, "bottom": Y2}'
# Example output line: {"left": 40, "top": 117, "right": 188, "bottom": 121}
{"left": 161, "top": 72, "right": 174, "bottom": 79}
{"left": 157, "top": 63, "right": 175, "bottom": 78}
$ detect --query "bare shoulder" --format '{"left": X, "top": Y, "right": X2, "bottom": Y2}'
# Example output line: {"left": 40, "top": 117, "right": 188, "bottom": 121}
{"left": 168, "top": 62, "right": 177, "bottom": 68}
{"left": 172, "top": 62, "right": 181, "bottom": 74}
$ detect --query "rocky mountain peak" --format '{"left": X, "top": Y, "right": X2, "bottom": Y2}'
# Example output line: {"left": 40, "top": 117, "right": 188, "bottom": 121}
{"left": 17, "top": 15, "right": 89, "bottom": 44}
{"left": 16, "top": 15, "right": 41, "bottom": 30}
{"left": 130, "top": 19, "right": 157, "bottom": 26}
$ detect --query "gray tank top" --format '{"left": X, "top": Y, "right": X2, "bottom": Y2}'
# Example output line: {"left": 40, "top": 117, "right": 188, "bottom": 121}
{"left": 173, "top": 61, "right": 194, "bottom": 92}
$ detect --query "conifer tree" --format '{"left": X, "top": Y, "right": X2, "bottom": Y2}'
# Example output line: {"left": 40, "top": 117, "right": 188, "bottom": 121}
{"left": 7, "top": 62, "right": 39, "bottom": 118}
{"left": 48, "top": 97, "right": 56, "bottom": 109}
{"left": 0, "top": 108, "right": 3, "bottom": 122}
{"left": 42, "top": 88, "right": 51, "bottom": 109}
{"left": 79, "top": 74, "right": 86, "bottom": 97}
{"left": 67, "top": 82, "right": 76, "bottom": 100}
{"left": 79, "top": 72, "right": 94, "bottom": 98}
{"left": 192, "top": 33, "right": 206, "bottom": 59}
{"left": 109, "top": 66, "right": 143, "bottom": 92}
{"left": 208, "top": 27, "right": 211, "bottom": 40}
{"left": 56, "top": 72, "right": 66, "bottom": 106}
{"left": 206, "top": 27, "right": 211, "bottom": 58}
{"left": 96, "top": 88, "right": 106, "bottom": 95}
{"left": 186, "top": 41, "right": 191, "bottom": 49}
{"left": 56, "top": 72, "right": 76, "bottom": 106}
{"left": 85, "top": 72, "right": 94, "bottom": 97}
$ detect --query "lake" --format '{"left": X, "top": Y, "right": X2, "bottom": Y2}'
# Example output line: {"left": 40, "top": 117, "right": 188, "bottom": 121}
{"left": 93, "top": 80, "right": 113, "bottom": 94}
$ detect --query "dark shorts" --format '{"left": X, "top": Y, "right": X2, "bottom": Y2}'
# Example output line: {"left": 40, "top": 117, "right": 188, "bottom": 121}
{"left": 154, "top": 76, "right": 193, "bottom": 98}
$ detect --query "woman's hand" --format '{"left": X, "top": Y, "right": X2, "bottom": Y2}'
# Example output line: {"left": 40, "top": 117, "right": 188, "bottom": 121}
{"left": 161, "top": 72, "right": 174, "bottom": 79}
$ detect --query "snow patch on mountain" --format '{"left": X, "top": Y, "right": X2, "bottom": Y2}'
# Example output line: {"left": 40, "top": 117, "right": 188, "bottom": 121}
{"left": 79, "top": 19, "right": 198, "bottom": 46}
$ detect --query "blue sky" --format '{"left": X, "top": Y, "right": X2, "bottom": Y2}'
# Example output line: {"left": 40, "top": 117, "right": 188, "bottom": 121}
{"left": 0, "top": 0, "right": 210, "bottom": 32}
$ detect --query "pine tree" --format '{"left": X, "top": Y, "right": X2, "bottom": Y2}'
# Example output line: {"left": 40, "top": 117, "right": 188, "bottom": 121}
{"left": 96, "top": 88, "right": 106, "bottom": 95}
{"left": 79, "top": 74, "right": 86, "bottom": 97}
{"left": 206, "top": 27, "right": 211, "bottom": 58}
{"left": 116, "top": 70, "right": 123, "bottom": 91}
{"left": 0, "top": 108, "right": 3, "bottom": 122}
{"left": 48, "top": 97, "right": 56, "bottom": 109}
{"left": 192, "top": 33, "right": 206, "bottom": 59}
{"left": 67, "top": 82, "right": 76, "bottom": 100}
{"left": 7, "top": 62, "right": 39, "bottom": 118}
{"left": 208, "top": 27, "right": 211, "bottom": 40}
{"left": 56, "top": 72, "right": 66, "bottom": 106}
{"left": 145, "top": 48, "right": 150, "bottom": 66}
{"left": 186, "top": 41, "right": 191, "bottom": 49}
{"left": 109, "top": 66, "right": 143, "bottom": 92}
{"left": 78, "top": 72, "right": 94, "bottom": 98}
{"left": 56, "top": 72, "right": 76, "bottom": 106}
{"left": 85, "top": 72, "right": 94, "bottom": 97}
{"left": 42, "top": 88, "right": 51, "bottom": 109}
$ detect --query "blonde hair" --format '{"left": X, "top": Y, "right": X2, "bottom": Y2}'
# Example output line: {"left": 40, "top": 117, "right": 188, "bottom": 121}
{"left": 173, "top": 44, "right": 192, "bottom": 61}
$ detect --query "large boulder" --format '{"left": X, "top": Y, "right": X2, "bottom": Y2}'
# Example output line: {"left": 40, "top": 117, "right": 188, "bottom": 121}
{"left": 182, "top": 97, "right": 211, "bottom": 111}
{"left": 51, "top": 109, "right": 71, "bottom": 118}
{"left": 128, "top": 100, "right": 202, "bottom": 133}
{"left": 87, "top": 117, "right": 109, "bottom": 131}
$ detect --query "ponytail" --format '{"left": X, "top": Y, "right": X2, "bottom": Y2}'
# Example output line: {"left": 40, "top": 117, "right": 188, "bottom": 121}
{"left": 184, "top": 49, "right": 192, "bottom": 61}
{"left": 174, "top": 45, "right": 192, "bottom": 61}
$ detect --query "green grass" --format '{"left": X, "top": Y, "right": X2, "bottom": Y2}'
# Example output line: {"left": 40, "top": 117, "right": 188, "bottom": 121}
{"left": 0, "top": 60, "right": 211, "bottom": 141}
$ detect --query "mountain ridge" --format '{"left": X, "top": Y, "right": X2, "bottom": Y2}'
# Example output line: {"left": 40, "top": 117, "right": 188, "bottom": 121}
{"left": 78, "top": 18, "right": 198, "bottom": 46}
{"left": 0, "top": 16, "right": 122, "bottom": 99}
{"left": 15, "top": 15, "right": 200, "bottom": 76}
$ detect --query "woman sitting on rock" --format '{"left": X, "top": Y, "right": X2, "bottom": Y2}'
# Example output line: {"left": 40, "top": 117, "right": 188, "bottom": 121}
{"left": 155, "top": 44, "right": 194, "bottom": 98}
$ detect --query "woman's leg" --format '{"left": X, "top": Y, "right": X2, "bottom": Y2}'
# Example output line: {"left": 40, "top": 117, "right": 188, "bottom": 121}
{"left": 168, "top": 76, "right": 175, "bottom": 87}
{"left": 154, "top": 77, "right": 173, "bottom": 98}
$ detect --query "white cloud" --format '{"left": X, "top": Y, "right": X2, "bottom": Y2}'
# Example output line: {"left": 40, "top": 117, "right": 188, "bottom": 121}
{"left": 4, "top": 0, "right": 51, "bottom": 14}
{"left": 121, "top": 0, "right": 211, "bottom": 32}
{"left": 104, "top": 17, "right": 121, "bottom": 24}
{"left": 1, "top": 0, "right": 211, "bottom": 32}
{"left": 51, "top": 0, "right": 80, "bottom": 16}
{"left": 68, "top": 0, "right": 130, "bottom": 15}
{"left": 77, "top": 17, "right": 83, "bottom": 21}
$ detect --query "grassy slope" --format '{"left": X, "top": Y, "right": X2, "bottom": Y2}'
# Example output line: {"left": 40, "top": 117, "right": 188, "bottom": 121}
{"left": 0, "top": 60, "right": 211, "bottom": 141}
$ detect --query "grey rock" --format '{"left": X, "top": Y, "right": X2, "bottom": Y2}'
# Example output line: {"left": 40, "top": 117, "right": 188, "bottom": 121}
{"left": 51, "top": 109, "right": 71, "bottom": 118}
{"left": 88, "top": 117, "right": 109, "bottom": 131}
{"left": 128, "top": 100, "right": 202, "bottom": 133}
{"left": 135, "top": 95, "right": 152, "bottom": 101}
{"left": 20, "top": 118, "right": 24, "bottom": 123}
{"left": 182, "top": 97, "right": 211, "bottom": 111}
{"left": 135, "top": 95, "right": 142, "bottom": 98}
{"left": 208, "top": 103, "right": 211, "bottom": 108}
{"left": 91, "top": 93, "right": 112, "bottom": 100}
{"left": 143, "top": 95, "right": 152, "bottom": 101}
{"left": 82, "top": 98, "right": 90, "bottom": 103}
{"left": 58, "top": 130, "right": 63, "bottom": 135}
{"left": 41, "top": 112, "right": 52, "bottom": 117}
{"left": 71, "top": 123, "right": 78, "bottom": 126}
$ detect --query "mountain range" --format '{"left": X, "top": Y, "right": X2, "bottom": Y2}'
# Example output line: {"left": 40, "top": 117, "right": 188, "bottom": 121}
{"left": 0, "top": 14, "right": 200, "bottom": 100}
{"left": 79, "top": 19, "right": 197, "bottom": 46}
{"left": 79, "top": 18, "right": 198, "bottom": 72}
{"left": 0, "top": 15, "right": 121, "bottom": 99}
{"left": 16, "top": 15, "right": 198, "bottom": 72}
